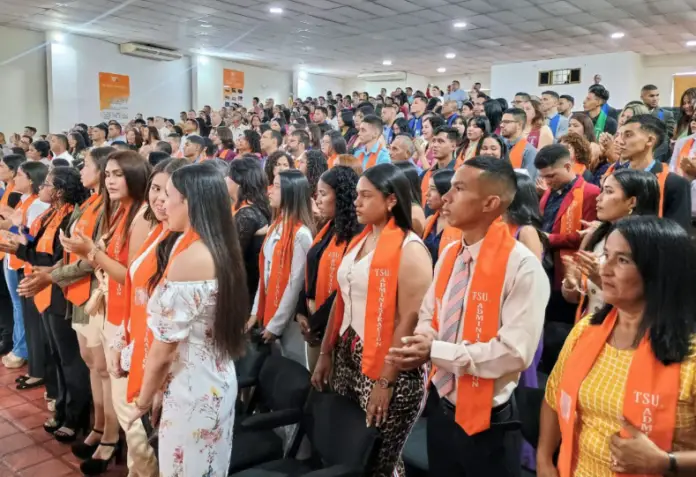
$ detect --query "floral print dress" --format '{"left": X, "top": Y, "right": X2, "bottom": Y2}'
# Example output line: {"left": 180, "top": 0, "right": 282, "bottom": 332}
{"left": 147, "top": 279, "right": 236, "bottom": 477}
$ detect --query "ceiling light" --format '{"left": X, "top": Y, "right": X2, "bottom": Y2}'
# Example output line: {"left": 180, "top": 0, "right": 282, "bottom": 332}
{"left": 611, "top": 32, "right": 625, "bottom": 39}
{"left": 382, "top": 60, "right": 392, "bottom": 66}
{"left": 453, "top": 22, "right": 467, "bottom": 28}
{"left": 53, "top": 32, "right": 65, "bottom": 42}
{"left": 269, "top": 7, "right": 283, "bottom": 14}
{"left": 445, "top": 53, "right": 456, "bottom": 59}
{"left": 687, "top": 40, "right": 696, "bottom": 47}
{"left": 437, "top": 67, "right": 446, "bottom": 73}
{"left": 200, "top": 23, "right": 212, "bottom": 28}
{"left": 198, "top": 56, "right": 209, "bottom": 65}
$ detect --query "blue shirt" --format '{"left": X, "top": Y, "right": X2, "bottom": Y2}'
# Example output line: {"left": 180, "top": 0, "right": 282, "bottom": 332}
{"left": 383, "top": 125, "right": 394, "bottom": 144}
{"left": 444, "top": 89, "right": 469, "bottom": 108}
{"left": 446, "top": 114, "right": 459, "bottom": 127}
{"left": 409, "top": 115, "right": 423, "bottom": 137}
{"left": 353, "top": 141, "right": 391, "bottom": 169}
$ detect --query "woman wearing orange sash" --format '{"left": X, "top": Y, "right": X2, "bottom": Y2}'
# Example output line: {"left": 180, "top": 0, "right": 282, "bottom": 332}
{"left": 539, "top": 216, "right": 696, "bottom": 477}
{"left": 125, "top": 163, "right": 248, "bottom": 477}
{"left": 248, "top": 169, "right": 314, "bottom": 366}
{"left": 312, "top": 163, "right": 432, "bottom": 477}
{"left": 422, "top": 169, "right": 458, "bottom": 264}
{"left": 8, "top": 167, "right": 90, "bottom": 443}
{"left": 296, "top": 166, "right": 360, "bottom": 372}
{"left": 321, "top": 130, "right": 347, "bottom": 168}
{"left": 475, "top": 133, "right": 508, "bottom": 161}
{"left": 61, "top": 150, "right": 157, "bottom": 477}
{"left": 456, "top": 116, "right": 489, "bottom": 167}
{"left": 227, "top": 157, "right": 271, "bottom": 305}
{"left": 263, "top": 150, "right": 294, "bottom": 193}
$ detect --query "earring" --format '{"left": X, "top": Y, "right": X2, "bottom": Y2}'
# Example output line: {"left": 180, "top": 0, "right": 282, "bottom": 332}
{"left": 628, "top": 207, "right": 634, "bottom": 215}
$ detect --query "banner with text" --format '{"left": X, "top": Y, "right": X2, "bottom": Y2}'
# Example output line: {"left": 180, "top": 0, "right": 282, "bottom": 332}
{"left": 99, "top": 72, "right": 130, "bottom": 121}
{"left": 223, "top": 69, "right": 244, "bottom": 106}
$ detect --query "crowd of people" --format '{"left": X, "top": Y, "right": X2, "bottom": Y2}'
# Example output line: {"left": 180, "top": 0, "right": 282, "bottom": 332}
{"left": 0, "top": 77, "right": 695, "bottom": 477}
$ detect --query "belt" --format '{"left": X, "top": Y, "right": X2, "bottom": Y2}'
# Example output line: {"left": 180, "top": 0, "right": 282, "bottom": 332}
{"left": 436, "top": 393, "right": 520, "bottom": 431}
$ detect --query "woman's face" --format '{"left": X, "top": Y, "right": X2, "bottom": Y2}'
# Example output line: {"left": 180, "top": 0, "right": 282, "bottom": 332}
{"left": 141, "top": 126, "right": 149, "bottom": 140}
{"left": 467, "top": 121, "right": 483, "bottom": 141}
{"left": 0, "top": 161, "right": 13, "bottom": 183}
{"left": 27, "top": 145, "right": 39, "bottom": 161}
{"left": 225, "top": 176, "right": 239, "bottom": 202}
{"left": 618, "top": 108, "right": 634, "bottom": 127}
{"left": 321, "top": 135, "right": 331, "bottom": 156}
{"left": 423, "top": 119, "right": 433, "bottom": 140}
{"left": 271, "top": 120, "right": 281, "bottom": 132}
{"left": 315, "top": 179, "right": 336, "bottom": 221}
{"left": 81, "top": 152, "right": 100, "bottom": 190}
{"left": 68, "top": 135, "right": 76, "bottom": 149}
{"left": 237, "top": 136, "right": 249, "bottom": 152}
{"left": 163, "top": 178, "right": 188, "bottom": 232}
{"left": 149, "top": 172, "right": 169, "bottom": 223}
{"left": 453, "top": 117, "right": 466, "bottom": 136}
{"left": 596, "top": 175, "right": 635, "bottom": 222}
{"left": 269, "top": 174, "right": 282, "bottom": 208}
{"left": 522, "top": 102, "right": 535, "bottom": 125}
{"left": 14, "top": 168, "right": 32, "bottom": 195}
{"left": 126, "top": 130, "right": 136, "bottom": 144}
{"left": 252, "top": 116, "right": 261, "bottom": 127}
{"left": 337, "top": 115, "right": 345, "bottom": 128}
{"left": 104, "top": 159, "right": 128, "bottom": 201}
{"left": 210, "top": 129, "right": 221, "bottom": 146}
{"left": 354, "top": 176, "right": 392, "bottom": 225}
{"left": 39, "top": 173, "right": 54, "bottom": 203}
{"left": 426, "top": 177, "right": 444, "bottom": 211}
{"left": 568, "top": 118, "right": 584, "bottom": 137}
{"left": 273, "top": 156, "right": 290, "bottom": 178}
{"left": 479, "top": 137, "right": 502, "bottom": 158}
{"left": 392, "top": 123, "right": 401, "bottom": 136}
{"left": 600, "top": 230, "right": 644, "bottom": 309}
{"left": 461, "top": 104, "right": 473, "bottom": 118}
{"left": 682, "top": 94, "right": 695, "bottom": 116}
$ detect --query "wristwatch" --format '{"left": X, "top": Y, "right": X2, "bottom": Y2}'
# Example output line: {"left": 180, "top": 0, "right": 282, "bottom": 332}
{"left": 377, "top": 377, "right": 395, "bottom": 389}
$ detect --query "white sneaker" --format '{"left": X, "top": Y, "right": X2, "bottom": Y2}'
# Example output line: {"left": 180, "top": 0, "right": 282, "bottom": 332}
{"left": 3, "top": 352, "right": 26, "bottom": 369}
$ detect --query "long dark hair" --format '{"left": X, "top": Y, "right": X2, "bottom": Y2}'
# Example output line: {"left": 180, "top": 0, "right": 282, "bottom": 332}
{"left": 319, "top": 166, "right": 360, "bottom": 244}
{"left": 475, "top": 133, "right": 509, "bottom": 161}
{"left": 304, "top": 149, "right": 328, "bottom": 197}
{"left": 506, "top": 172, "right": 542, "bottom": 229}
{"left": 170, "top": 163, "right": 247, "bottom": 359}
{"left": 362, "top": 163, "right": 413, "bottom": 231}
{"left": 392, "top": 161, "right": 422, "bottom": 205}
{"left": 69, "top": 132, "right": 87, "bottom": 155}
{"left": 228, "top": 157, "right": 271, "bottom": 221}
{"left": 264, "top": 150, "right": 295, "bottom": 185}
{"left": 143, "top": 158, "right": 188, "bottom": 224}
{"left": 50, "top": 166, "right": 90, "bottom": 206}
{"left": 591, "top": 216, "right": 696, "bottom": 364}
{"left": 278, "top": 169, "right": 315, "bottom": 233}
{"left": 675, "top": 87, "right": 696, "bottom": 140}
{"left": 585, "top": 169, "right": 660, "bottom": 252}
{"left": 19, "top": 162, "right": 48, "bottom": 195}
{"left": 570, "top": 112, "right": 597, "bottom": 143}
{"left": 483, "top": 99, "right": 503, "bottom": 132}
{"left": 242, "top": 130, "right": 261, "bottom": 154}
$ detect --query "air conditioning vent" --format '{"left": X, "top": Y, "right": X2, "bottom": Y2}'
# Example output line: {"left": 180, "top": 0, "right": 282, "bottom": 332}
{"left": 119, "top": 43, "right": 183, "bottom": 61}
{"left": 357, "top": 71, "right": 407, "bottom": 82}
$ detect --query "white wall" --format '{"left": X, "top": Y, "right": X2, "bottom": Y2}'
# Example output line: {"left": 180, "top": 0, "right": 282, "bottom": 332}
{"left": 0, "top": 26, "right": 48, "bottom": 135}
{"left": 491, "top": 52, "right": 642, "bottom": 108}
{"left": 47, "top": 33, "right": 191, "bottom": 132}
{"left": 295, "top": 72, "right": 344, "bottom": 100}
{"left": 641, "top": 54, "right": 696, "bottom": 106}
{"left": 193, "top": 57, "right": 292, "bottom": 111}
{"left": 427, "top": 71, "right": 492, "bottom": 96}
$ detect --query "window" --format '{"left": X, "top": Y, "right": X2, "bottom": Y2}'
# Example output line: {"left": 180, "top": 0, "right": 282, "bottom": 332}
{"left": 539, "top": 68, "right": 581, "bottom": 86}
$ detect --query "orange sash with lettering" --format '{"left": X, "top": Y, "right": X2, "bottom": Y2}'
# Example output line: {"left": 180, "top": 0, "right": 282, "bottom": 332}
{"left": 257, "top": 216, "right": 302, "bottom": 326}
{"left": 8, "top": 195, "right": 39, "bottom": 269}
{"left": 64, "top": 194, "right": 103, "bottom": 306}
{"left": 0, "top": 183, "right": 17, "bottom": 260}
{"left": 328, "top": 218, "right": 405, "bottom": 380}
{"left": 674, "top": 138, "right": 694, "bottom": 176}
{"left": 422, "top": 211, "right": 462, "bottom": 256}
{"left": 124, "top": 223, "right": 168, "bottom": 402}
{"left": 307, "top": 221, "right": 346, "bottom": 310}
{"left": 509, "top": 138, "right": 528, "bottom": 169}
{"left": 106, "top": 204, "right": 132, "bottom": 326}
{"left": 420, "top": 169, "right": 432, "bottom": 208}
{"left": 428, "top": 221, "right": 515, "bottom": 434}
{"left": 557, "top": 308, "right": 680, "bottom": 477}
{"left": 27, "top": 204, "right": 75, "bottom": 313}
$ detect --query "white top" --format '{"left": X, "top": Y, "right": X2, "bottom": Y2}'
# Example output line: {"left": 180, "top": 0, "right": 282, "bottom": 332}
{"left": 416, "top": 238, "right": 549, "bottom": 407}
{"left": 6, "top": 195, "right": 50, "bottom": 270}
{"left": 251, "top": 223, "right": 313, "bottom": 337}
{"left": 337, "top": 231, "right": 424, "bottom": 341}
{"left": 229, "top": 124, "right": 250, "bottom": 143}
{"left": 669, "top": 133, "right": 696, "bottom": 217}
{"left": 53, "top": 150, "right": 74, "bottom": 164}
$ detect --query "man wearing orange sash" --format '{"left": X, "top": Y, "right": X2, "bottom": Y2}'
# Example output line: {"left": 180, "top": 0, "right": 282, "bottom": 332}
{"left": 387, "top": 156, "right": 549, "bottom": 476}
{"left": 419, "top": 126, "right": 458, "bottom": 215}
{"left": 500, "top": 108, "right": 538, "bottom": 178}
{"left": 352, "top": 114, "right": 391, "bottom": 170}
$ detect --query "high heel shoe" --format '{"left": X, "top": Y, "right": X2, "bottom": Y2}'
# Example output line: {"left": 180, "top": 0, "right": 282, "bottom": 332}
{"left": 71, "top": 429, "right": 104, "bottom": 460}
{"left": 80, "top": 441, "right": 122, "bottom": 475}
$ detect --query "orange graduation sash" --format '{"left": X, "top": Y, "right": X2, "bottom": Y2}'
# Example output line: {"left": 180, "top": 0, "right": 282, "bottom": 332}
{"left": 307, "top": 221, "right": 346, "bottom": 311}
{"left": 358, "top": 148, "right": 382, "bottom": 170}
{"left": 429, "top": 221, "right": 515, "bottom": 434}
{"left": 65, "top": 194, "right": 103, "bottom": 306}
{"left": 327, "top": 154, "right": 338, "bottom": 169}
{"left": 8, "top": 194, "right": 39, "bottom": 270}
{"left": 328, "top": 217, "right": 405, "bottom": 380}
{"left": 420, "top": 169, "right": 432, "bottom": 208}
{"left": 422, "top": 211, "right": 462, "bottom": 256}
{"left": 105, "top": 204, "right": 132, "bottom": 326}
{"left": 509, "top": 138, "right": 528, "bottom": 169}
{"left": 557, "top": 308, "right": 680, "bottom": 477}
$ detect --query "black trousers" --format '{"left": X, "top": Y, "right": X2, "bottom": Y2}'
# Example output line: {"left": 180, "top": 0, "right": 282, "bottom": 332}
{"left": 426, "top": 389, "right": 521, "bottom": 477}
{"left": 18, "top": 271, "right": 54, "bottom": 388}
{"left": 540, "top": 290, "right": 576, "bottom": 374}
{"left": 0, "top": 261, "right": 14, "bottom": 345}
{"left": 42, "top": 312, "right": 91, "bottom": 425}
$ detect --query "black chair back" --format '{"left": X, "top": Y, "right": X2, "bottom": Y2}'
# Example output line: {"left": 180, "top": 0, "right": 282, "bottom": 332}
{"left": 235, "top": 338, "right": 270, "bottom": 387}
{"left": 257, "top": 355, "right": 312, "bottom": 411}
{"left": 516, "top": 386, "right": 544, "bottom": 448}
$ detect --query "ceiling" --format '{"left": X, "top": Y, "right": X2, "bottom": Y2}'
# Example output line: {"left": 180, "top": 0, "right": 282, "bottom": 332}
{"left": 1, "top": 0, "right": 696, "bottom": 77}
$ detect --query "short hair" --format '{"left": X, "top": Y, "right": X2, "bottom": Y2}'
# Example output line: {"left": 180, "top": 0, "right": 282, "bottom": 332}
{"left": 24, "top": 126, "right": 37, "bottom": 134}
{"left": 624, "top": 115, "right": 666, "bottom": 149}
{"left": 515, "top": 92, "right": 531, "bottom": 101}
{"left": 588, "top": 84, "right": 610, "bottom": 102}
{"left": 357, "top": 103, "right": 375, "bottom": 116}
{"left": 147, "top": 116, "right": 154, "bottom": 122}
{"left": 315, "top": 106, "right": 328, "bottom": 116}
{"left": 155, "top": 141, "right": 172, "bottom": 155}
{"left": 412, "top": 93, "right": 427, "bottom": 104}
{"left": 32, "top": 140, "right": 51, "bottom": 158}
{"left": 463, "top": 155, "right": 517, "bottom": 205}
{"left": 168, "top": 133, "right": 181, "bottom": 140}
{"left": 641, "top": 84, "right": 658, "bottom": 92}
{"left": 2, "top": 154, "right": 26, "bottom": 174}
{"left": 53, "top": 134, "right": 69, "bottom": 150}
{"left": 253, "top": 96, "right": 260, "bottom": 102}
{"left": 361, "top": 114, "right": 383, "bottom": 129}
{"left": 534, "top": 144, "right": 571, "bottom": 169}
{"left": 541, "top": 90, "right": 560, "bottom": 100}
{"left": 185, "top": 134, "right": 206, "bottom": 150}
{"left": 51, "top": 158, "right": 70, "bottom": 168}
{"left": 267, "top": 129, "right": 282, "bottom": 148}
{"left": 148, "top": 151, "right": 170, "bottom": 167}
{"left": 433, "top": 126, "right": 459, "bottom": 143}
{"left": 560, "top": 94, "right": 575, "bottom": 104}
{"left": 504, "top": 107, "right": 527, "bottom": 125}
{"left": 425, "top": 115, "right": 445, "bottom": 130}
{"left": 291, "top": 130, "right": 310, "bottom": 149}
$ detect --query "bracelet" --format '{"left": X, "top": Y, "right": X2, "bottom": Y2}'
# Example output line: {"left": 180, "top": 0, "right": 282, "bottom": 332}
{"left": 87, "top": 245, "right": 99, "bottom": 262}
{"left": 667, "top": 452, "right": 678, "bottom": 474}
{"left": 561, "top": 278, "right": 578, "bottom": 293}
{"left": 134, "top": 398, "right": 151, "bottom": 411}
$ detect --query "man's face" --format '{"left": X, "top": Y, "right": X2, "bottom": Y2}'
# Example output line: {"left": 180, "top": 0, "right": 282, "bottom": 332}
{"left": 451, "top": 81, "right": 459, "bottom": 91}
{"left": 154, "top": 117, "right": 164, "bottom": 128}
{"left": 411, "top": 97, "right": 426, "bottom": 115}
{"left": 184, "top": 141, "right": 200, "bottom": 158}
{"left": 108, "top": 124, "right": 120, "bottom": 139}
{"left": 473, "top": 97, "right": 485, "bottom": 117}
{"left": 187, "top": 111, "right": 196, "bottom": 120}
{"left": 442, "top": 102, "right": 455, "bottom": 116}
{"left": 583, "top": 92, "right": 601, "bottom": 111}
{"left": 615, "top": 123, "right": 655, "bottom": 160}
{"left": 359, "top": 93, "right": 368, "bottom": 102}
{"left": 538, "top": 161, "right": 572, "bottom": 191}
{"left": 314, "top": 110, "right": 326, "bottom": 123}
{"left": 50, "top": 136, "right": 61, "bottom": 153}
{"left": 203, "top": 105, "right": 211, "bottom": 115}
{"left": 260, "top": 130, "right": 274, "bottom": 151}
{"left": 499, "top": 113, "right": 521, "bottom": 138}
{"left": 286, "top": 135, "right": 301, "bottom": 155}
{"left": 91, "top": 128, "right": 105, "bottom": 142}
{"left": 594, "top": 74, "right": 602, "bottom": 84}
{"left": 381, "top": 106, "right": 395, "bottom": 124}
{"left": 23, "top": 128, "right": 34, "bottom": 137}
{"left": 642, "top": 88, "right": 660, "bottom": 109}
{"left": 430, "top": 132, "right": 455, "bottom": 160}
{"left": 184, "top": 120, "right": 197, "bottom": 134}
{"left": 441, "top": 166, "right": 491, "bottom": 229}
{"left": 511, "top": 95, "right": 527, "bottom": 108}
{"left": 540, "top": 94, "right": 557, "bottom": 113}
{"left": 558, "top": 98, "right": 573, "bottom": 114}
{"left": 358, "top": 122, "right": 376, "bottom": 144}
{"left": 231, "top": 113, "right": 241, "bottom": 124}
{"left": 180, "top": 112, "right": 187, "bottom": 122}
{"left": 389, "top": 137, "right": 411, "bottom": 162}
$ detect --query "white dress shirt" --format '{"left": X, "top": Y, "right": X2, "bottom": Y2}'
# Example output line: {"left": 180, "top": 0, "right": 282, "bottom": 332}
{"left": 252, "top": 224, "right": 313, "bottom": 337}
{"left": 416, "top": 238, "right": 549, "bottom": 406}
{"left": 669, "top": 133, "right": 696, "bottom": 217}
{"left": 53, "top": 150, "right": 74, "bottom": 164}
{"left": 229, "top": 123, "right": 249, "bottom": 143}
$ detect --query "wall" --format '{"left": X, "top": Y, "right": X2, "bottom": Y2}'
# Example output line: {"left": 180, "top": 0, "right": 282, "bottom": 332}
{"left": 295, "top": 71, "right": 344, "bottom": 100}
{"left": 0, "top": 26, "right": 48, "bottom": 135}
{"left": 47, "top": 32, "right": 191, "bottom": 132}
{"left": 193, "top": 57, "right": 292, "bottom": 111}
{"left": 427, "top": 70, "right": 492, "bottom": 96}
{"left": 491, "top": 52, "right": 643, "bottom": 107}
{"left": 641, "top": 54, "right": 696, "bottom": 106}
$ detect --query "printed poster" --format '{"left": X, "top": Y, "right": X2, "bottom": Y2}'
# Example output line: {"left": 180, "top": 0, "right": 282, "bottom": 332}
{"left": 223, "top": 69, "right": 244, "bottom": 106}
{"left": 99, "top": 72, "right": 130, "bottom": 121}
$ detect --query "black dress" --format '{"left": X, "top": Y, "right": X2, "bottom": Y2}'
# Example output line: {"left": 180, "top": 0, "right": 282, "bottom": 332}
{"left": 235, "top": 205, "right": 269, "bottom": 307}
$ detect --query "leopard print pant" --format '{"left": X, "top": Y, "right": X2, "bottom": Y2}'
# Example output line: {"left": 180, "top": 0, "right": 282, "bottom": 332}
{"left": 332, "top": 327, "right": 425, "bottom": 477}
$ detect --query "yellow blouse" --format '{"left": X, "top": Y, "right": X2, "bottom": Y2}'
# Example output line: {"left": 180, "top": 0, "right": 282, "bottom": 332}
{"left": 546, "top": 317, "right": 696, "bottom": 477}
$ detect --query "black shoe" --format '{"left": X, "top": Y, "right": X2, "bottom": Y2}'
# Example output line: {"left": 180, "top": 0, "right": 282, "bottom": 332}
{"left": 16, "top": 377, "right": 44, "bottom": 390}
{"left": 14, "top": 375, "right": 29, "bottom": 384}
{"left": 71, "top": 429, "right": 104, "bottom": 460}
{"left": 43, "top": 417, "right": 63, "bottom": 434}
{"left": 80, "top": 441, "right": 122, "bottom": 475}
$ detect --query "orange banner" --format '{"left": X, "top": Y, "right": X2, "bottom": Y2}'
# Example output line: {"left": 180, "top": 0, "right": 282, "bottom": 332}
{"left": 99, "top": 72, "right": 130, "bottom": 121}
{"left": 223, "top": 69, "right": 244, "bottom": 106}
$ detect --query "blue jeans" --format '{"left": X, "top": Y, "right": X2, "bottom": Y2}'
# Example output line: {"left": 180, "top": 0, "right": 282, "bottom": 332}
{"left": 4, "top": 261, "right": 27, "bottom": 359}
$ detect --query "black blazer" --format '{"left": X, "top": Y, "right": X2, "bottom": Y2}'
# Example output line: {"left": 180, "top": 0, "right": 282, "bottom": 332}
{"left": 649, "top": 161, "right": 692, "bottom": 231}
